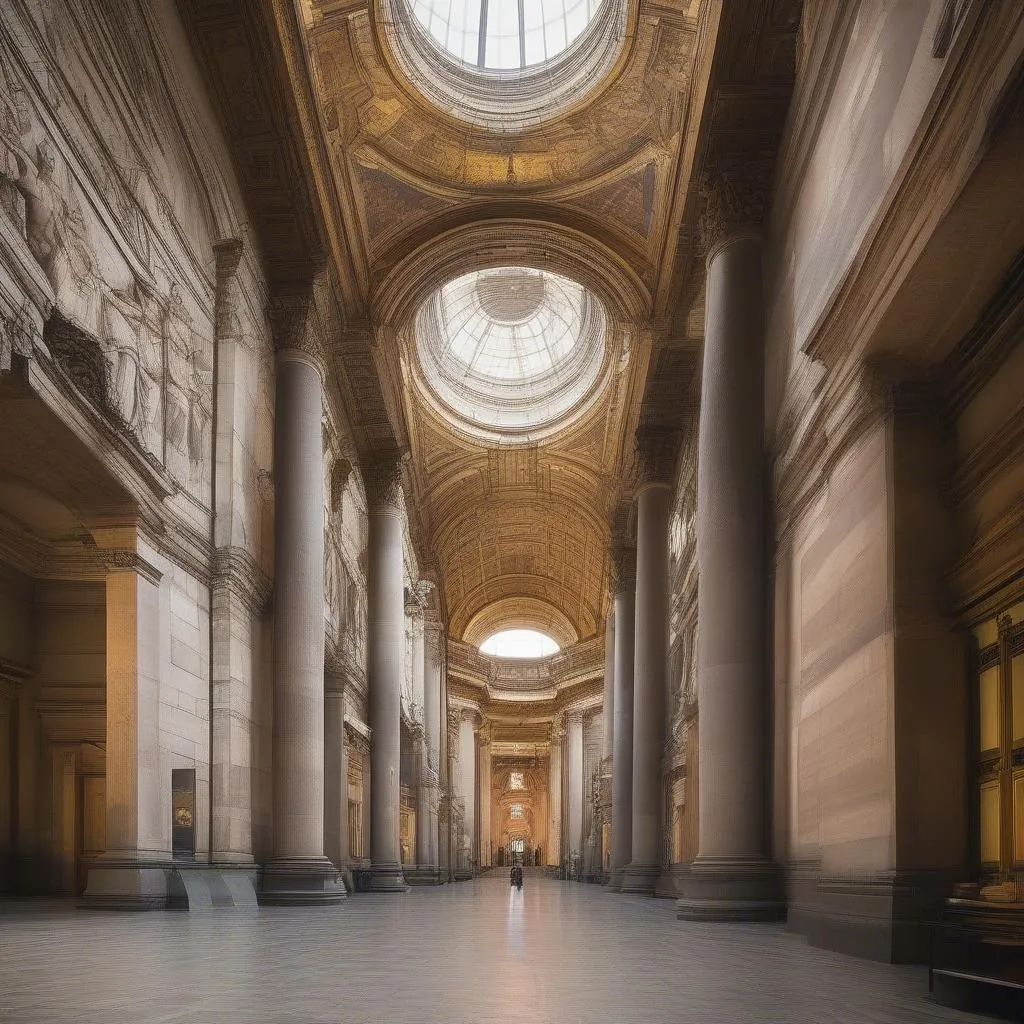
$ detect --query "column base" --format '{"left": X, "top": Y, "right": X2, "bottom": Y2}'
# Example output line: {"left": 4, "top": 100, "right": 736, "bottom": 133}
{"left": 620, "top": 863, "right": 660, "bottom": 896}
{"left": 80, "top": 857, "right": 171, "bottom": 910}
{"left": 259, "top": 856, "right": 347, "bottom": 905}
{"left": 404, "top": 866, "right": 443, "bottom": 885}
{"left": 676, "top": 857, "right": 784, "bottom": 921}
{"left": 607, "top": 867, "right": 626, "bottom": 892}
{"left": 366, "top": 862, "right": 409, "bottom": 893}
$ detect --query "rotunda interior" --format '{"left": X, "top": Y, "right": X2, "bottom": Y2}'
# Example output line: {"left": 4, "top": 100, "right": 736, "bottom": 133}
{"left": 2, "top": 0, "right": 1024, "bottom": 1020}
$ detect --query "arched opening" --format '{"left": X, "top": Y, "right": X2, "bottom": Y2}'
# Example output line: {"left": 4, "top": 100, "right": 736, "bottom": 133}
{"left": 479, "top": 628, "right": 560, "bottom": 659}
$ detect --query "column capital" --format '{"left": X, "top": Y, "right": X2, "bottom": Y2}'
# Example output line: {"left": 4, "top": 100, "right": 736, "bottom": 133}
{"left": 697, "top": 157, "right": 773, "bottom": 261}
{"left": 635, "top": 425, "right": 679, "bottom": 490}
{"left": 447, "top": 708, "right": 462, "bottom": 732}
{"left": 567, "top": 709, "right": 584, "bottom": 728}
{"left": 550, "top": 713, "right": 566, "bottom": 742}
{"left": 270, "top": 269, "right": 333, "bottom": 376}
{"left": 364, "top": 453, "right": 407, "bottom": 515}
{"left": 609, "top": 542, "right": 636, "bottom": 595}
{"left": 405, "top": 579, "right": 433, "bottom": 619}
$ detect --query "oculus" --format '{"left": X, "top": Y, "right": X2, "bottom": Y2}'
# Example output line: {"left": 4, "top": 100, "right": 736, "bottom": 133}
{"left": 480, "top": 628, "right": 560, "bottom": 658}
{"left": 381, "top": 0, "right": 628, "bottom": 129}
{"left": 414, "top": 266, "right": 608, "bottom": 441}
{"left": 409, "top": 0, "right": 604, "bottom": 71}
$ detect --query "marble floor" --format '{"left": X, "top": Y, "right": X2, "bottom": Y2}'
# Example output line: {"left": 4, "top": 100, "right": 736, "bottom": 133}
{"left": 0, "top": 876, "right": 994, "bottom": 1024}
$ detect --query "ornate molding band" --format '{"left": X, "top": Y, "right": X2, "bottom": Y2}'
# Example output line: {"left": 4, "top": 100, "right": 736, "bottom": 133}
{"left": 102, "top": 548, "right": 163, "bottom": 586}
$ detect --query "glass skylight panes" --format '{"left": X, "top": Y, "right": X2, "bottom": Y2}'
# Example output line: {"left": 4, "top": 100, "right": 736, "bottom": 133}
{"left": 438, "top": 268, "right": 585, "bottom": 383}
{"left": 409, "top": 0, "right": 602, "bottom": 70}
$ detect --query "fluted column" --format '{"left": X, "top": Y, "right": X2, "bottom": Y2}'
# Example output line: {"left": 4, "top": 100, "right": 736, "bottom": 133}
{"left": 366, "top": 456, "right": 408, "bottom": 892}
{"left": 622, "top": 429, "right": 675, "bottom": 895}
{"left": 678, "top": 163, "right": 782, "bottom": 921}
{"left": 608, "top": 544, "right": 635, "bottom": 892}
{"left": 547, "top": 716, "right": 564, "bottom": 867}
{"left": 262, "top": 307, "right": 344, "bottom": 904}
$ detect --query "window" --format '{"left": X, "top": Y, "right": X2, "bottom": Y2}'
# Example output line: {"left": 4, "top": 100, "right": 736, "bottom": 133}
{"left": 510, "top": 770, "right": 525, "bottom": 790}
{"left": 408, "top": 0, "right": 604, "bottom": 71}
{"left": 511, "top": 804, "right": 524, "bottom": 819}
{"left": 479, "top": 628, "right": 560, "bottom": 659}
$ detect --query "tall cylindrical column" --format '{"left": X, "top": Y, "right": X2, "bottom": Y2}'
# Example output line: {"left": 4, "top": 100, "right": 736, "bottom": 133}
{"left": 478, "top": 726, "right": 492, "bottom": 867}
{"left": 261, "top": 343, "right": 345, "bottom": 904}
{"left": 458, "top": 712, "right": 477, "bottom": 871}
{"left": 324, "top": 669, "right": 348, "bottom": 873}
{"left": 608, "top": 545, "right": 635, "bottom": 891}
{"left": 602, "top": 607, "right": 615, "bottom": 760}
{"left": 622, "top": 435, "right": 674, "bottom": 895}
{"left": 422, "top": 619, "right": 443, "bottom": 880}
{"left": 366, "top": 457, "right": 408, "bottom": 892}
{"left": 678, "top": 167, "right": 782, "bottom": 921}
{"left": 547, "top": 718, "right": 563, "bottom": 867}
{"left": 566, "top": 711, "right": 584, "bottom": 876}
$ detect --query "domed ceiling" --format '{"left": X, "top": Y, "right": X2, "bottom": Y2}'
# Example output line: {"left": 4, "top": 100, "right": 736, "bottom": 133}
{"left": 183, "top": 0, "right": 802, "bottom": 671}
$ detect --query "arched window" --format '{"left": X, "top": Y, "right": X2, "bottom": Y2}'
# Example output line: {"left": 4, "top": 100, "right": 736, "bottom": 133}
{"left": 479, "top": 628, "right": 560, "bottom": 658}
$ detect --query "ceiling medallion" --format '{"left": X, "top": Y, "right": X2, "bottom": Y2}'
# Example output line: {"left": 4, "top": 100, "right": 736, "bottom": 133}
{"left": 414, "top": 265, "right": 609, "bottom": 442}
{"left": 378, "top": 0, "right": 629, "bottom": 130}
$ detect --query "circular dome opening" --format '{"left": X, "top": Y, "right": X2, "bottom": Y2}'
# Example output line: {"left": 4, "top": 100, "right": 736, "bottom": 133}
{"left": 380, "top": 0, "right": 628, "bottom": 130}
{"left": 414, "top": 266, "right": 609, "bottom": 441}
{"left": 409, "top": 0, "right": 604, "bottom": 71}
{"left": 480, "top": 629, "right": 560, "bottom": 658}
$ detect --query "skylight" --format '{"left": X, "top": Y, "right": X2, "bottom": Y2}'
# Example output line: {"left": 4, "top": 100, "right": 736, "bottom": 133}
{"left": 414, "top": 266, "right": 608, "bottom": 441}
{"left": 409, "top": 0, "right": 604, "bottom": 70}
{"left": 480, "top": 628, "right": 560, "bottom": 658}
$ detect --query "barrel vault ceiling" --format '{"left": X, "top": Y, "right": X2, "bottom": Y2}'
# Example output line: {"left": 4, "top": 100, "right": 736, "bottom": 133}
{"left": 181, "top": 0, "right": 801, "bottom": 646}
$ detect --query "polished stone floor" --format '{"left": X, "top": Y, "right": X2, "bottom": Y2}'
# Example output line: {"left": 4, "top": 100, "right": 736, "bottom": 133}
{"left": 0, "top": 876, "right": 991, "bottom": 1024}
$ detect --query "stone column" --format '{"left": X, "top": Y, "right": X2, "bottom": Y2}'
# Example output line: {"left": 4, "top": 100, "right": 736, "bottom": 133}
{"left": 622, "top": 430, "right": 675, "bottom": 896}
{"left": 566, "top": 711, "right": 584, "bottom": 875}
{"left": 602, "top": 606, "right": 615, "bottom": 760}
{"left": 478, "top": 725, "right": 492, "bottom": 868}
{"left": 262, "top": 316, "right": 344, "bottom": 904}
{"left": 366, "top": 456, "right": 408, "bottom": 892}
{"left": 458, "top": 711, "right": 477, "bottom": 872}
{"left": 50, "top": 744, "right": 78, "bottom": 894}
{"left": 609, "top": 545, "right": 636, "bottom": 891}
{"left": 547, "top": 716, "right": 564, "bottom": 867}
{"left": 324, "top": 664, "right": 348, "bottom": 874}
{"left": 445, "top": 707, "right": 460, "bottom": 879}
{"left": 677, "top": 164, "right": 782, "bottom": 920}
{"left": 423, "top": 620, "right": 443, "bottom": 879}
{"left": 83, "top": 529, "right": 168, "bottom": 908}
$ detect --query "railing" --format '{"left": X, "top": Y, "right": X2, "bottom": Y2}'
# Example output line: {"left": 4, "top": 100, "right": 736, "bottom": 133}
{"left": 447, "top": 634, "right": 605, "bottom": 693}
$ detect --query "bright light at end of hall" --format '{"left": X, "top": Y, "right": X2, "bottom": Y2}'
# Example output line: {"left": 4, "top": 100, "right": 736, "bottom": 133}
{"left": 479, "top": 628, "right": 560, "bottom": 658}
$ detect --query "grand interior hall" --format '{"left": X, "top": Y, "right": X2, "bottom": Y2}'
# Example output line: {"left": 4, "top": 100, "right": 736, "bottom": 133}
{"left": 1, "top": 0, "right": 1024, "bottom": 1021}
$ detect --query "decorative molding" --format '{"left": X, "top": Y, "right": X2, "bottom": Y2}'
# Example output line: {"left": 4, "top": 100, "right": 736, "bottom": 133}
{"left": 211, "top": 545, "right": 273, "bottom": 614}
{"left": 101, "top": 547, "right": 163, "bottom": 586}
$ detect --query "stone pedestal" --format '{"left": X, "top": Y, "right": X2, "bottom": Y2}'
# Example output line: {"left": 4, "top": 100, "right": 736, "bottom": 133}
{"left": 677, "top": 203, "right": 782, "bottom": 921}
{"left": 622, "top": 439, "right": 673, "bottom": 897}
{"left": 261, "top": 349, "right": 344, "bottom": 905}
{"left": 608, "top": 545, "right": 635, "bottom": 892}
{"left": 366, "top": 458, "right": 408, "bottom": 893}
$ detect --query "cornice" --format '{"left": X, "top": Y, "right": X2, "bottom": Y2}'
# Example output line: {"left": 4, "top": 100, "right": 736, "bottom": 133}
{"left": 211, "top": 546, "right": 273, "bottom": 614}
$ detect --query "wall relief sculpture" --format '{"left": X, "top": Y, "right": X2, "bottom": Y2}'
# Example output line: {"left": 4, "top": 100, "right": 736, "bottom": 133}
{"left": 0, "top": 2, "right": 220, "bottom": 502}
